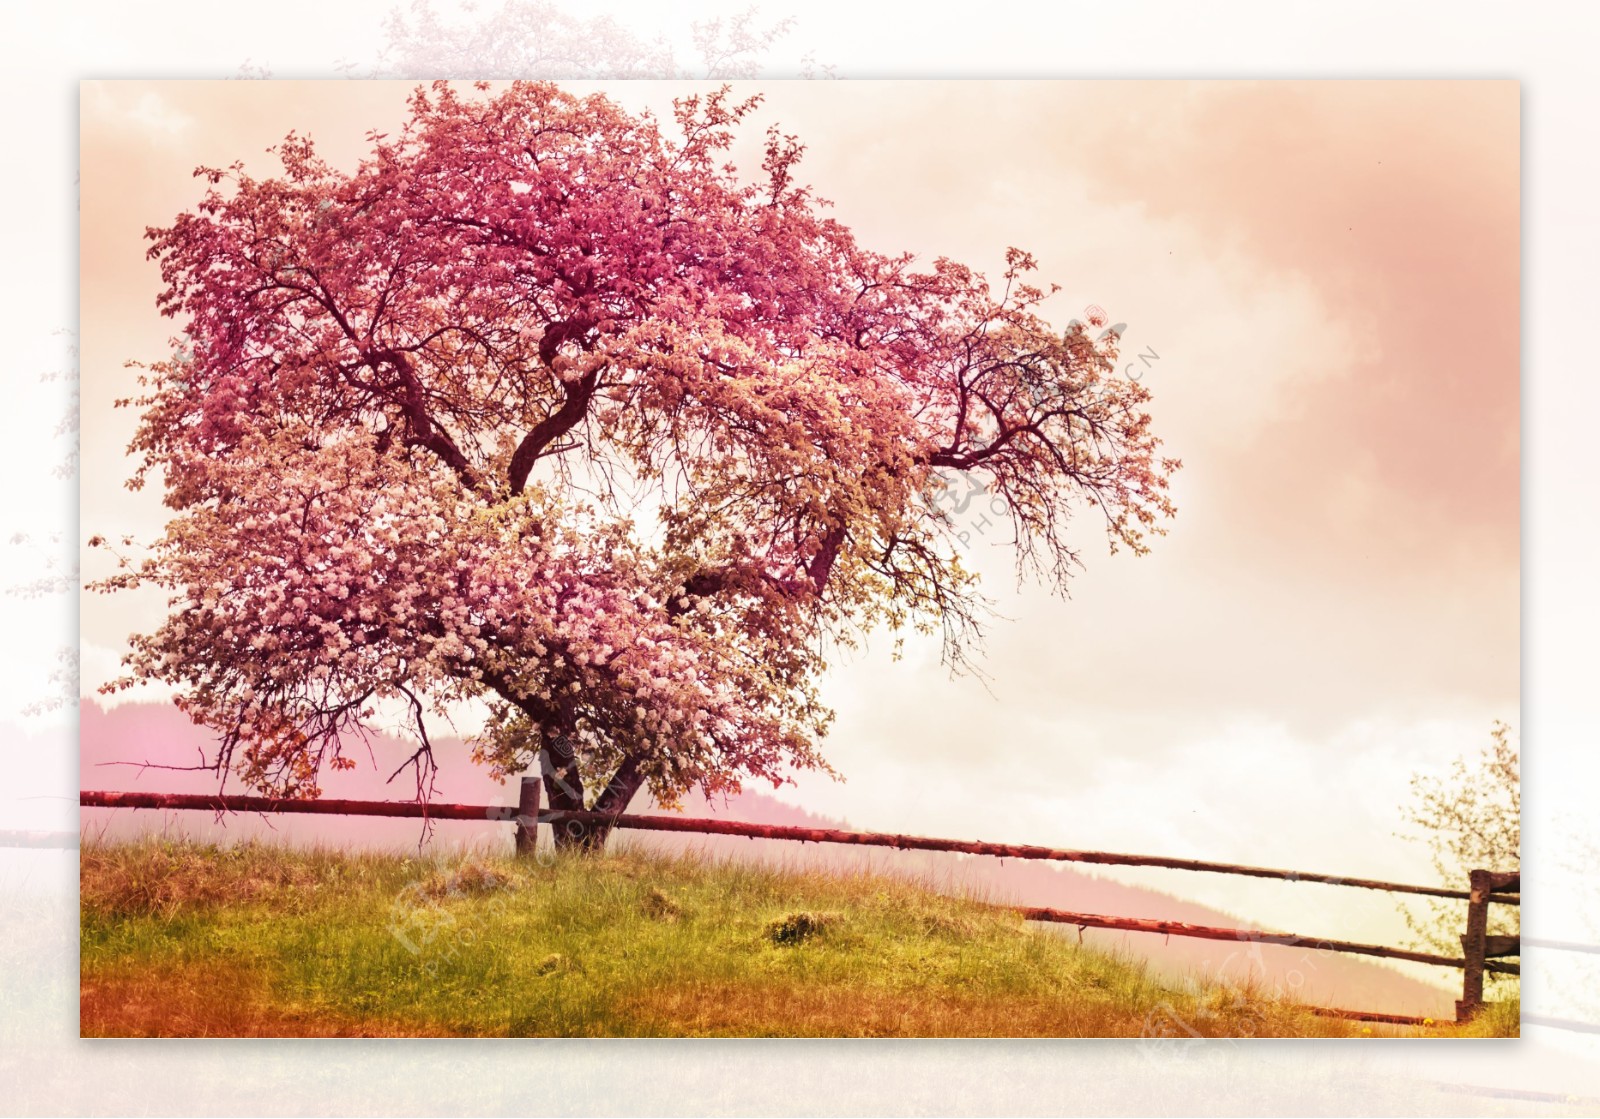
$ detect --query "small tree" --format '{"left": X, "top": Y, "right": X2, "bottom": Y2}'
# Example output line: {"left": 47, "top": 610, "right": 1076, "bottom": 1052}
{"left": 94, "top": 81, "right": 1178, "bottom": 847}
{"left": 1399, "top": 720, "right": 1520, "bottom": 984}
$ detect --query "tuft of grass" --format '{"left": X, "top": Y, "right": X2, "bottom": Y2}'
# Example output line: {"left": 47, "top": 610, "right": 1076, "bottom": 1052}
{"left": 79, "top": 839, "right": 1508, "bottom": 1038}
{"left": 764, "top": 911, "right": 840, "bottom": 946}
{"left": 641, "top": 887, "right": 682, "bottom": 923}
{"left": 1450, "top": 997, "right": 1521, "bottom": 1038}
{"left": 534, "top": 953, "right": 573, "bottom": 977}
{"left": 417, "top": 860, "right": 513, "bottom": 902}
{"left": 80, "top": 837, "right": 322, "bottom": 919}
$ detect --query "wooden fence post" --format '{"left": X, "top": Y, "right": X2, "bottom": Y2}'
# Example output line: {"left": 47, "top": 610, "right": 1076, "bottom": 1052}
{"left": 514, "top": 774, "right": 542, "bottom": 858}
{"left": 1456, "top": 868, "right": 1491, "bottom": 1021}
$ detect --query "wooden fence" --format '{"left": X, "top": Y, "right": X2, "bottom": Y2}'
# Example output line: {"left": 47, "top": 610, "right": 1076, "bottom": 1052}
{"left": 80, "top": 783, "right": 1521, "bottom": 1026}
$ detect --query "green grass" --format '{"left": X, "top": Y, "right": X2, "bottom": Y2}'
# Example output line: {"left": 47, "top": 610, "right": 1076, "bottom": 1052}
{"left": 79, "top": 838, "right": 1511, "bottom": 1037}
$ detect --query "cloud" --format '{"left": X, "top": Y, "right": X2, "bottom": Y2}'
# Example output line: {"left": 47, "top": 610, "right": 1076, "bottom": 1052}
{"left": 84, "top": 82, "right": 194, "bottom": 138}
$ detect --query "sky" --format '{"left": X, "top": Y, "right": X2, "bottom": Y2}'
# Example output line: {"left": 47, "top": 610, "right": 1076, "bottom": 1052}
{"left": 0, "top": 0, "right": 1595, "bottom": 1107}
{"left": 73, "top": 79, "right": 1523, "bottom": 970}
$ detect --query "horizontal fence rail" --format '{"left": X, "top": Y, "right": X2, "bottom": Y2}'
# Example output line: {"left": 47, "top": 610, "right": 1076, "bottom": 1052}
{"left": 1016, "top": 907, "right": 1518, "bottom": 975}
{"left": 79, "top": 791, "right": 1516, "bottom": 905}
{"left": 1523, "top": 1014, "right": 1600, "bottom": 1035}
{"left": 0, "top": 829, "right": 78, "bottom": 849}
{"left": 1433, "top": 1082, "right": 1600, "bottom": 1108}
{"left": 81, "top": 790, "right": 525, "bottom": 823}
{"left": 1523, "top": 937, "right": 1600, "bottom": 955}
{"left": 1310, "top": 1007, "right": 1439, "bottom": 1027}
{"left": 537, "top": 809, "right": 1520, "bottom": 905}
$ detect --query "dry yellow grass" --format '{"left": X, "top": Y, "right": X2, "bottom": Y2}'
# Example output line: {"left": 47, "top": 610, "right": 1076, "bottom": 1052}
{"left": 81, "top": 960, "right": 457, "bottom": 1037}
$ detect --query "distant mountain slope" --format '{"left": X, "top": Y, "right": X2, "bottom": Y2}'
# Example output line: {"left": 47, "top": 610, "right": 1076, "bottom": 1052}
{"left": 80, "top": 698, "right": 1455, "bottom": 1016}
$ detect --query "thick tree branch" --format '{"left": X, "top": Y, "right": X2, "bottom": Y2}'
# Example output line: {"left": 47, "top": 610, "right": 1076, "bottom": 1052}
{"left": 369, "top": 347, "right": 490, "bottom": 498}
{"left": 507, "top": 318, "right": 601, "bottom": 495}
{"left": 509, "top": 376, "right": 598, "bottom": 492}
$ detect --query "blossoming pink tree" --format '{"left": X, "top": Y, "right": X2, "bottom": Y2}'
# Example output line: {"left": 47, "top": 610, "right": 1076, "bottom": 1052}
{"left": 96, "top": 81, "right": 1179, "bottom": 848}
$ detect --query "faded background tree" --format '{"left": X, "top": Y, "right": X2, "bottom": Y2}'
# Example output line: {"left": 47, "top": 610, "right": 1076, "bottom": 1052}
{"left": 326, "top": 1, "right": 816, "bottom": 81}
{"left": 7, "top": 328, "right": 79, "bottom": 718}
{"left": 95, "top": 80, "right": 1177, "bottom": 848}
{"left": 1399, "top": 720, "right": 1519, "bottom": 986}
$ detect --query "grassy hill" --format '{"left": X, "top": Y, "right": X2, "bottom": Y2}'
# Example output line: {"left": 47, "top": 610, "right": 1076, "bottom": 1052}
{"left": 79, "top": 839, "right": 1515, "bottom": 1038}
{"left": 78, "top": 699, "right": 1468, "bottom": 1018}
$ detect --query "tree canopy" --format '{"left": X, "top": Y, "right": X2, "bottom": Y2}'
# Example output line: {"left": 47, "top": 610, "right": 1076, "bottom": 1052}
{"left": 95, "top": 81, "right": 1178, "bottom": 836}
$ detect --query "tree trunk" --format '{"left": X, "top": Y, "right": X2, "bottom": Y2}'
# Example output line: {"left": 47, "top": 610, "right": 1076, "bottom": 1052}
{"left": 579, "top": 757, "right": 646, "bottom": 851}
{"left": 540, "top": 733, "right": 589, "bottom": 851}
{"left": 541, "top": 740, "right": 646, "bottom": 852}
{"left": 545, "top": 757, "right": 645, "bottom": 853}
